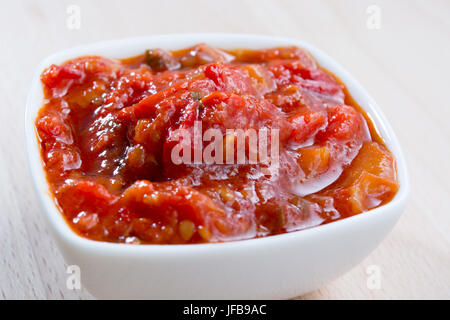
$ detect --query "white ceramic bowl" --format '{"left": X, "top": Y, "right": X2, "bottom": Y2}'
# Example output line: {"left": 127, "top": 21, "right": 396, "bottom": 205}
{"left": 25, "top": 34, "right": 409, "bottom": 299}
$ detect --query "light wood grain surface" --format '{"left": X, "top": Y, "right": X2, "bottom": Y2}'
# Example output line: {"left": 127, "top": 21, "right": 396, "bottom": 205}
{"left": 1, "top": 0, "right": 449, "bottom": 300}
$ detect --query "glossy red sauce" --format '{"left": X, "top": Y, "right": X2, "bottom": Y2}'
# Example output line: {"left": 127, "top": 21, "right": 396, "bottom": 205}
{"left": 36, "top": 44, "right": 399, "bottom": 244}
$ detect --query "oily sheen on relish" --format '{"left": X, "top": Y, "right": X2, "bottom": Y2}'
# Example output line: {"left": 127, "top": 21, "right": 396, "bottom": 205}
{"left": 36, "top": 44, "right": 398, "bottom": 244}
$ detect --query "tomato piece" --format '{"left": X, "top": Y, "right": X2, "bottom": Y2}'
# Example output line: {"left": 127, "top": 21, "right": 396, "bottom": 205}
{"left": 335, "top": 172, "right": 398, "bottom": 215}
{"left": 288, "top": 108, "right": 327, "bottom": 145}
{"left": 242, "top": 64, "right": 276, "bottom": 96}
{"left": 121, "top": 180, "right": 231, "bottom": 242}
{"left": 178, "top": 44, "right": 234, "bottom": 68}
{"left": 36, "top": 112, "right": 74, "bottom": 145}
{"left": 229, "top": 46, "right": 317, "bottom": 69}
{"left": 326, "top": 142, "right": 399, "bottom": 216}
{"left": 41, "top": 64, "right": 84, "bottom": 89}
{"left": 268, "top": 60, "right": 344, "bottom": 101}
{"left": 44, "top": 146, "right": 81, "bottom": 176}
{"left": 200, "top": 92, "right": 291, "bottom": 138}
{"left": 338, "top": 141, "right": 397, "bottom": 183}
{"left": 204, "top": 63, "right": 256, "bottom": 95}
{"left": 298, "top": 146, "right": 331, "bottom": 177}
{"left": 56, "top": 180, "right": 118, "bottom": 219}
{"left": 317, "top": 105, "right": 368, "bottom": 142}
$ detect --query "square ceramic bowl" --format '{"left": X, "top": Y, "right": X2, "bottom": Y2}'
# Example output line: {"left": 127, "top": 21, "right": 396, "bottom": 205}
{"left": 25, "top": 33, "right": 409, "bottom": 299}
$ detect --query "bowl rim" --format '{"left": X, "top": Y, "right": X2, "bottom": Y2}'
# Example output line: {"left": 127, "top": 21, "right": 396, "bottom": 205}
{"left": 25, "top": 33, "right": 410, "bottom": 255}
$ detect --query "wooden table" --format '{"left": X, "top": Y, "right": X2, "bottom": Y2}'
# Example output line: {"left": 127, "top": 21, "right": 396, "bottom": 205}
{"left": 1, "top": 0, "right": 449, "bottom": 299}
